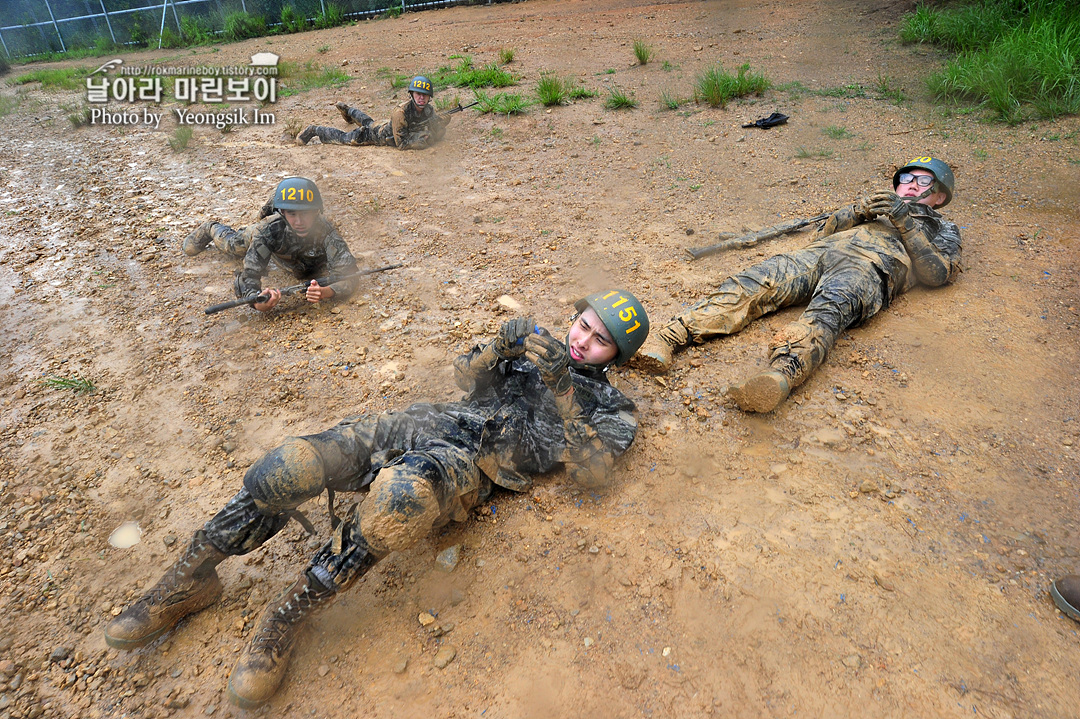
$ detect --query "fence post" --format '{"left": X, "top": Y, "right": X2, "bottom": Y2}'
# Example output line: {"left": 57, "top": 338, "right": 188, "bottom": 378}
{"left": 240, "top": 0, "right": 247, "bottom": 13}
{"left": 98, "top": 0, "right": 118, "bottom": 44}
{"left": 320, "top": 0, "right": 326, "bottom": 16}
{"left": 401, "top": 0, "right": 405, "bottom": 15}
{"left": 169, "top": 0, "right": 181, "bottom": 32}
{"left": 42, "top": 0, "right": 68, "bottom": 53}
{"left": 158, "top": 0, "right": 168, "bottom": 48}
{"left": 0, "top": 29, "right": 9, "bottom": 59}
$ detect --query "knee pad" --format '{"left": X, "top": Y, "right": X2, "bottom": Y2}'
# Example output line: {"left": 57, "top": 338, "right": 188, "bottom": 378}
{"left": 243, "top": 438, "right": 327, "bottom": 515}
{"left": 358, "top": 464, "right": 441, "bottom": 554}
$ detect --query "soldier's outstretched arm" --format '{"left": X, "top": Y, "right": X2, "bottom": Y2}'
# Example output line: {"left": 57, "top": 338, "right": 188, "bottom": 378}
{"left": 322, "top": 226, "right": 361, "bottom": 299}
{"left": 808, "top": 203, "right": 868, "bottom": 242}
{"left": 453, "top": 317, "right": 537, "bottom": 394}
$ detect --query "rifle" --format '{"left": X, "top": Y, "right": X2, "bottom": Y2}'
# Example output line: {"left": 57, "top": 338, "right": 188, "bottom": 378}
{"left": 204, "top": 263, "right": 404, "bottom": 315}
{"left": 685, "top": 214, "right": 829, "bottom": 261}
{"left": 415, "top": 101, "right": 480, "bottom": 130}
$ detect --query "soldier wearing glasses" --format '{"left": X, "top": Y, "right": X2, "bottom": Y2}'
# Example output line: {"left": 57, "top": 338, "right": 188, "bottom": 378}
{"left": 634, "top": 157, "right": 962, "bottom": 413}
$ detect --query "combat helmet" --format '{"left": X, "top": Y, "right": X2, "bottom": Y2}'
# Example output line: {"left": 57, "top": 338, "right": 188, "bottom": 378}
{"left": 574, "top": 290, "right": 650, "bottom": 366}
{"left": 273, "top": 177, "right": 323, "bottom": 212}
{"left": 408, "top": 76, "right": 433, "bottom": 96}
{"left": 893, "top": 156, "right": 954, "bottom": 207}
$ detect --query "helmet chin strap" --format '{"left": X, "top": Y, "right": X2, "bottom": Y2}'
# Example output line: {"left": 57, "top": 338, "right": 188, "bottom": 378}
{"left": 903, "top": 186, "right": 935, "bottom": 204}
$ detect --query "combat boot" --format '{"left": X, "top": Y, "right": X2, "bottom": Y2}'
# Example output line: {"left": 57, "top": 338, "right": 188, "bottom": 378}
{"left": 727, "top": 370, "right": 792, "bottom": 413}
{"left": 631, "top": 319, "right": 690, "bottom": 375}
{"left": 104, "top": 531, "right": 226, "bottom": 649}
{"left": 227, "top": 571, "right": 335, "bottom": 709}
{"left": 294, "top": 125, "right": 317, "bottom": 146}
{"left": 182, "top": 222, "right": 217, "bottom": 257}
{"left": 334, "top": 101, "right": 354, "bottom": 125}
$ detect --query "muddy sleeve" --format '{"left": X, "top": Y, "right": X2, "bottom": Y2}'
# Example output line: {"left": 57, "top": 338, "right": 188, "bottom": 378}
{"left": 453, "top": 343, "right": 506, "bottom": 394}
{"left": 556, "top": 389, "right": 636, "bottom": 490}
{"left": 810, "top": 204, "right": 865, "bottom": 241}
{"left": 257, "top": 195, "right": 276, "bottom": 220}
{"left": 238, "top": 219, "right": 279, "bottom": 298}
{"left": 896, "top": 214, "right": 963, "bottom": 286}
{"left": 428, "top": 112, "right": 448, "bottom": 143}
{"left": 390, "top": 106, "right": 410, "bottom": 149}
{"left": 322, "top": 226, "right": 361, "bottom": 299}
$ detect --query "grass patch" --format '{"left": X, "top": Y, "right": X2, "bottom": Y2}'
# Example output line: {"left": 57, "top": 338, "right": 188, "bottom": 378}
{"left": 473, "top": 89, "right": 534, "bottom": 115}
{"left": 604, "top": 85, "right": 638, "bottom": 109}
{"left": 695, "top": 63, "right": 771, "bottom": 108}
{"left": 284, "top": 116, "right": 304, "bottom": 137}
{"left": 902, "top": 0, "right": 1080, "bottom": 122}
{"left": 0, "top": 96, "right": 20, "bottom": 118}
{"left": 499, "top": 47, "right": 516, "bottom": 65}
{"left": 40, "top": 376, "right": 96, "bottom": 394}
{"left": 314, "top": 2, "right": 345, "bottom": 30}
{"left": 822, "top": 125, "right": 853, "bottom": 139}
{"left": 430, "top": 57, "right": 517, "bottom": 90}
{"left": 169, "top": 126, "right": 194, "bottom": 152}
{"left": 794, "top": 147, "right": 835, "bottom": 159}
{"left": 179, "top": 15, "right": 215, "bottom": 45}
{"left": 536, "top": 73, "right": 569, "bottom": 106}
{"left": 633, "top": 39, "right": 653, "bottom": 65}
{"left": 281, "top": 4, "right": 308, "bottom": 33}
{"left": 223, "top": 11, "right": 266, "bottom": 42}
{"left": 659, "top": 88, "right": 682, "bottom": 110}
{"left": 279, "top": 61, "right": 350, "bottom": 97}
{"left": 435, "top": 94, "right": 462, "bottom": 111}
{"left": 68, "top": 105, "right": 92, "bottom": 127}
{"left": 13, "top": 67, "right": 89, "bottom": 90}
{"left": 875, "top": 74, "right": 908, "bottom": 104}
{"left": 317, "top": 45, "right": 331, "bottom": 54}
{"left": 568, "top": 85, "right": 598, "bottom": 99}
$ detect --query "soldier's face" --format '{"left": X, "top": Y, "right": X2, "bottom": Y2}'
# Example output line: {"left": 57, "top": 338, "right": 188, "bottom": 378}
{"left": 282, "top": 209, "right": 318, "bottom": 237}
{"left": 567, "top": 308, "right": 619, "bottom": 366}
{"left": 897, "top": 169, "right": 947, "bottom": 208}
{"left": 411, "top": 91, "right": 430, "bottom": 107}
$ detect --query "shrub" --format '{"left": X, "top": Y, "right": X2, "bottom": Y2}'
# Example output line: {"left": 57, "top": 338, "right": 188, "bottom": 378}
{"left": 314, "top": 3, "right": 344, "bottom": 30}
{"left": 281, "top": 5, "right": 307, "bottom": 33}
{"left": 223, "top": 11, "right": 266, "bottom": 42}
{"left": 180, "top": 15, "right": 214, "bottom": 44}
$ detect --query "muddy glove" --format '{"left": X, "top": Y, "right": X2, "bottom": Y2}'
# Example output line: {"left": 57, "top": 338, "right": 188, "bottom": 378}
{"left": 525, "top": 333, "right": 572, "bottom": 396}
{"left": 492, "top": 317, "right": 536, "bottom": 360}
{"left": 864, "top": 191, "right": 910, "bottom": 227}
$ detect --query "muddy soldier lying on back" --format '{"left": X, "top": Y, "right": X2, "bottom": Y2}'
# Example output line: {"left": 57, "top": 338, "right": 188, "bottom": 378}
{"left": 103, "top": 291, "right": 650, "bottom": 709}
{"left": 295, "top": 76, "right": 449, "bottom": 150}
{"left": 183, "top": 177, "right": 360, "bottom": 311}
{"left": 635, "top": 156, "right": 962, "bottom": 413}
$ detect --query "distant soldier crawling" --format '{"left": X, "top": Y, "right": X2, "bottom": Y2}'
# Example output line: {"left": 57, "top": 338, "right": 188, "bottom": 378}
{"left": 634, "top": 156, "right": 962, "bottom": 413}
{"left": 104, "top": 291, "right": 650, "bottom": 709}
{"left": 182, "top": 177, "right": 360, "bottom": 311}
{"left": 295, "top": 76, "right": 449, "bottom": 150}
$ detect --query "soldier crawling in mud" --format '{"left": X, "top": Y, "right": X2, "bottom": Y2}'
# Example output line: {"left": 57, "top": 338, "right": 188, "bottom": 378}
{"left": 182, "top": 177, "right": 360, "bottom": 311}
{"left": 104, "top": 290, "right": 650, "bottom": 709}
{"left": 634, "top": 156, "right": 962, "bottom": 413}
{"left": 295, "top": 76, "right": 450, "bottom": 150}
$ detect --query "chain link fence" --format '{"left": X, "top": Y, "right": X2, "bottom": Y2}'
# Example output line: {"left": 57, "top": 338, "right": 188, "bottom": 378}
{"left": 0, "top": 0, "right": 499, "bottom": 59}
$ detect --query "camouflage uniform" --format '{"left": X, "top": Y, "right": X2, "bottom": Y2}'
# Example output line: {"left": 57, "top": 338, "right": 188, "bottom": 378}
{"left": 298, "top": 99, "right": 448, "bottom": 150}
{"left": 199, "top": 338, "right": 637, "bottom": 588}
{"left": 202, "top": 199, "right": 360, "bottom": 300}
{"left": 663, "top": 202, "right": 962, "bottom": 389}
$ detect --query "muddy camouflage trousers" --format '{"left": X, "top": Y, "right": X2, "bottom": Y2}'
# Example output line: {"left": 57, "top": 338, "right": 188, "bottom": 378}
{"left": 672, "top": 235, "right": 887, "bottom": 387}
{"left": 206, "top": 222, "right": 257, "bottom": 258}
{"left": 303, "top": 106, "right": 395, "bottom": 146}
{"left": 201, "top": 405, "right": 491, "bottom": 591}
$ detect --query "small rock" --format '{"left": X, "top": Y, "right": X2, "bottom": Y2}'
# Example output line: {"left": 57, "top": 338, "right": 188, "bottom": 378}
{"left": 859, "top": 480, "right": 879, "bottom": 494}
{"left": 433, "top": 645, "right": 457, "bottom": 669}
{"left": 163, "top": 534, "right": 177, "bottom": 547}
{"left": 685, "top": 228, "right": 694, "bottom": 235}
{"left": 842, "top": 654, "right": 862, "bottom": 669}
{"left": 583, "top": 637, "right": 594, "bottom": 648}
{"left": 662, "top": 647, "right": 672, "bottom": 657}
{"left": 393, "top": 657, "right": 409, "bottom": 674}
{"left": 418, "top": 612, "right": 436, "bottom": 627}
{"left": 0, "top": 660, "right": 15, "bottom": 677}
{"left": 473, "top": 215, "right": 482, "bottom": 224}
{"left": 496, "top": 295, "right": 522, "bottom": 311}
{"left": 221, "top": 442, "right": 235, "bottom": 454}
{"left": 317, "top": 664, "right": 330, "bottom": 677}
{"left": 873, "top": 572, "right": 895, "bottom": 591}
{"left": 435, "top": 545, "right": 461, "bottom": 573}
{"left": 475, "top": 558, "right": 486, "bottom": 568}
{"left": 588, "top": 545, "right": 600, "bottom": 554}
{"left": 49, "top": 647, "right": 71, "bottom": 663}
{"left": 165, "top": 696, "right": 190, "bottom": 710}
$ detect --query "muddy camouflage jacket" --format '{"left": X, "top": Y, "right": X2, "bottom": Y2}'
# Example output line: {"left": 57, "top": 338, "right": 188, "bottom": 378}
{"left": 238, "top": 208, "right": 359, "bottom": 299}
{"left": 813, "top": 202, "right": 962, "bottom": 299}
{"left": 451, "top": 343, "right": 639, "bottom": 491}
{"left": 389, "top": 99, "right": 448, "bottom": 150}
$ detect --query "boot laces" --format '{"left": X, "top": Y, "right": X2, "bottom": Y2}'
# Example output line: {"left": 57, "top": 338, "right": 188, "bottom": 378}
{"left": 143, "top": 541, "right": 209, "bottom": 606}
{"left": 251, "top": 585, "right": 327, "bottom": 654}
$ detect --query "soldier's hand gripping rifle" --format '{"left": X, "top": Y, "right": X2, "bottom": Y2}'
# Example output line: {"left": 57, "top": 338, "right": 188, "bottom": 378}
{"left": 204, "top": 263, "right": 404, "bottom": 315}
{"left": 685, "top": 214, "right": 829, "bottom": 261}
{"left": 414, "top": 100, "right": 481, "bottom": 131}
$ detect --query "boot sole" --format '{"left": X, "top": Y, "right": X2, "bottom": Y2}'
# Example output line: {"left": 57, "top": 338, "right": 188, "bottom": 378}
{"left": 1051, "top": 582, "right": 1080, "bottom": 623}
{"left": 227, "top": 682, "right": 272, "bottom": 710}
{"left": 631, "top": 351, "right": 672, "bottom": 375}
{"left": 728, "top": 374, "right": 789, "bottom": 413}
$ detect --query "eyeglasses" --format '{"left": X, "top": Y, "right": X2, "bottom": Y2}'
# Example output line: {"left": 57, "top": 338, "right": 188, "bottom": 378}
{"left": 897, "top": 172, "right": 936, "bottom": 187}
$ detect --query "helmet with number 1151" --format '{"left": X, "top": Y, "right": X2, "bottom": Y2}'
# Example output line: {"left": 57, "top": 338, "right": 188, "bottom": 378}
{"left": 574, "top": 290, "right": 650, "bottom": 366}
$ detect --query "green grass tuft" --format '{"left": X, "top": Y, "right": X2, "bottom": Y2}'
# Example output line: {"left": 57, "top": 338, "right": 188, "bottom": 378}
{"left": 633, "top": 39, "right": 653, "bottom": 65}
{"left": 314, "top": 2, "right": 345, "bottom": 30}
{"left": 169, "top": 126, "right": 194, "bottom": 152}
{"left": 499, "top": 47, "right": 516, "bottom": 65}
{"left": 429, "top": 57, "right": 517, "bottom": 91}
{"left": 279, "top": 61, "right": 350, "bottom": 97}
{"left": 568, "top": 85, "right": 598, "bottom": 99}
{"left": 659, "top": 88, "right": 681, "bottom": 110}
{"left": 536, "top": 73, "right": 569, "bottom": 106}
{"left": 794, "top": 146, "right": 834, "bottom": 159}
{"left": 695, "top": 63, "right": 770, "bottom": 108}
{"left": 604, "top": 85, "right": 638, "bottom": 110}
{"left": 40, "top": 376, "right": 96, "bottom": 394}
{"left": 222, "top": 11, "right": 266, "bottom": 42}
{"left": 13, "top": 67, "right": 89, "bottom": 90}
{"left": 822, "top": 125, "right": 853, "bottom": 139}
{"left": 281, "top": 4, "right": 308, "bottom": 33}
{"left": 473, "top": 89, "right": 534, "bottom": 115}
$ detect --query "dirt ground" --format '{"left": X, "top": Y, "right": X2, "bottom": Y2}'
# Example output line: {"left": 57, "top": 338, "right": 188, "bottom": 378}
{"left": 1, "top": 0, "right": 1079, "bottom": 717}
